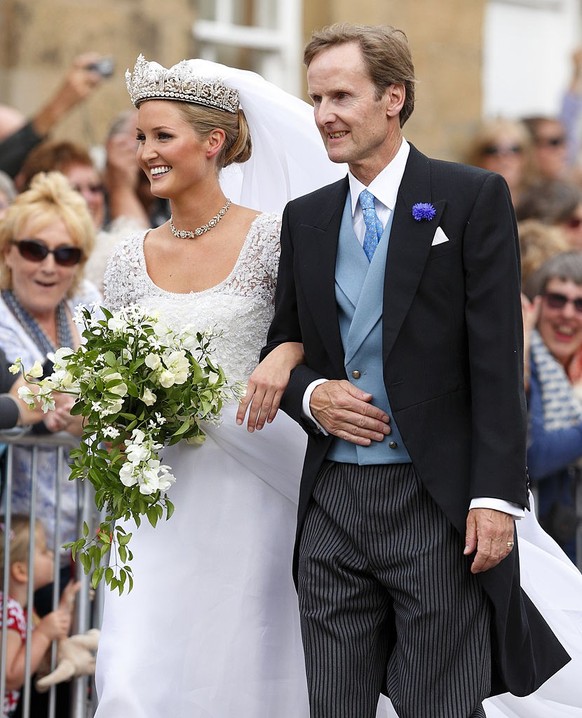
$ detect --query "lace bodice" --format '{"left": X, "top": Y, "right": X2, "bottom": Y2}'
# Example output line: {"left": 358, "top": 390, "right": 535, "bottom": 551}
{"left": 104, "top": 213, "right": 281, "bottom": 383}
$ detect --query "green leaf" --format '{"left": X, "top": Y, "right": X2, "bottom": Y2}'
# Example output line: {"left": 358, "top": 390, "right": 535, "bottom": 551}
{"left": 91, "top": 567, "right": 105, "bottom": 589}
{"left": 118, "top": 532, "right": 132, "bottom": 546}
{"left": 79, "top": 552, "right": 92, "bottom": 575}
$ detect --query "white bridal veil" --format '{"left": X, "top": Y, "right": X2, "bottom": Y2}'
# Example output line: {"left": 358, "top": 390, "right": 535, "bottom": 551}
{"left": 178, "top": 59, "right": 347, "bottom": 213}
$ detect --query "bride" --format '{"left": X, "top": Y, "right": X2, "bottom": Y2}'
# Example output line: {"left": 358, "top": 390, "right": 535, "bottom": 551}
{"left": 94, "top": 56, "right": 582, "bottom": 717}
{"left": 94, "top": 54, "right": 343, "bottom": 718}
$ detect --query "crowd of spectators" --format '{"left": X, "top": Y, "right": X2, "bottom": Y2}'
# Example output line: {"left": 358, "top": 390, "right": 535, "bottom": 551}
{"left": 1, "top": 40, "right": 582, "bottom": 716}
{"left": 0, "top": 52, "right": 171, "bottom": 717}
{"left": 463, "top": 48, "right": 582, "bottom": 565}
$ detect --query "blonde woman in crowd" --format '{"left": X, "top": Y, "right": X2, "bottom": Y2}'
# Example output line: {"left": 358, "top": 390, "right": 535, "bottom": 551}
{"left": 464, "top": 117, "right": 533, "bottom": 205}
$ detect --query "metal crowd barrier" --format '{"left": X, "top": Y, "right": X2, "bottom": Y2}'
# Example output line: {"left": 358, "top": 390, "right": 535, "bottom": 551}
{"left": 0, "top": 430, "right": 103, "bottom": 718}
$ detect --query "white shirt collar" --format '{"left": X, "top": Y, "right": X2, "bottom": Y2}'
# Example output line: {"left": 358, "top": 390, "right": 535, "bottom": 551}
{"left": 348, "top": 138, "right": 411, "bottom": 216}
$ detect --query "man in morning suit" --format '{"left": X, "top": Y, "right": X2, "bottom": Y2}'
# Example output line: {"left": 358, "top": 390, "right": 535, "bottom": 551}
{"left": 263, "top": 22, "right": 569, "bottom": 718}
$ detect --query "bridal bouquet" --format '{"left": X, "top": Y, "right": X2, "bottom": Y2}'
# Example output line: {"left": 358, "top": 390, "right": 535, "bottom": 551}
{"left": 14, "top": 305, "right": 238, "bottom": 594}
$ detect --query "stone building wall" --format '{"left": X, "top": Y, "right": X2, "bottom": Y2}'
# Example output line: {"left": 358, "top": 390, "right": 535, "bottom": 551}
{"left": 0, "top": 0, "right": 485, "bottom": 161}
{"left": 0, "top": 0, "right": 198, "bottom": 149}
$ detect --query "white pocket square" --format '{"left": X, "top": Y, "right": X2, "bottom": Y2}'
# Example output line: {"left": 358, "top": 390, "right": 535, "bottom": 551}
{"left": 431, "top": 227, "right": 449, "bottom": 246}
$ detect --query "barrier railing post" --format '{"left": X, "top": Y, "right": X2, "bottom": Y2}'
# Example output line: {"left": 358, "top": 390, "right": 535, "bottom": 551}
{"left": 0, "top": 431, "right": 100, "bottom": 718}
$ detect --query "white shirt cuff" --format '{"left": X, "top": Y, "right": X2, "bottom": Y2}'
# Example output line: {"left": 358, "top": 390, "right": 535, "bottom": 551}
{"left": 302, "top": 379, "right": 329, "bottom": 435}
{"left": 469, "top": 497, "right": 525, "bottom": 518}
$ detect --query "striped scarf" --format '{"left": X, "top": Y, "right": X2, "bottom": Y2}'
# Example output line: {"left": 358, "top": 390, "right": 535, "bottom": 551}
{"left": 530, "top": 329, "right": 582, "bottom": 431}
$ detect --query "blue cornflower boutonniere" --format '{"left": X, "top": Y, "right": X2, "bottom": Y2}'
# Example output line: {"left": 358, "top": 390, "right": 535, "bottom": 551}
{"left": 411, "top": 202, "right": 436, "bottom": 222}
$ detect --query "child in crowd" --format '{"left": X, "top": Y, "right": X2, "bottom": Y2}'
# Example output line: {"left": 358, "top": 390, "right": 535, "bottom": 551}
{"left": 0, "top": 515, "right": 79, "bottom": 716}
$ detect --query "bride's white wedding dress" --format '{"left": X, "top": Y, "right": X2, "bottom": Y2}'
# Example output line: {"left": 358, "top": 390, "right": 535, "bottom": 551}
{"left": 95, "top": 214, "right": 310, "bottom": 717}
{"left": 95, "top": 213, "right": 582, "bottom": 718}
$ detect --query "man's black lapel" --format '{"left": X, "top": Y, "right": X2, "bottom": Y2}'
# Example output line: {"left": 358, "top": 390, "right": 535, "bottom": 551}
{"left": 295, "top": 178, "right": 348, "bottom": 371}
{"left": 382, "top": 146, "right": 447, "bottom": 360}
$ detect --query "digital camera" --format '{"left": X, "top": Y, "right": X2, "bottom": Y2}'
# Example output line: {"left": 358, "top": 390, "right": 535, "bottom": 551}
{"left": 87, "top": 57, "right": 114, "bottom": 78}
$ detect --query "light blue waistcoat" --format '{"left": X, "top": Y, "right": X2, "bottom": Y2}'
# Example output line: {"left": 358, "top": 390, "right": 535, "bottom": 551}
{"left": 327, "top": 194, "right": 411, "bottom": 465}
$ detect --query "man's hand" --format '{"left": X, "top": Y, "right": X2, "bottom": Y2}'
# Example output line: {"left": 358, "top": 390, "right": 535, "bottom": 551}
{"left": 310, "top": 379, "right": 390, "bottom": 445}
{"left": 32, "top": 53, "right": 106, "bottom": 136}
{"left": 464, "top": 508, "right": 516, "bottom": 574}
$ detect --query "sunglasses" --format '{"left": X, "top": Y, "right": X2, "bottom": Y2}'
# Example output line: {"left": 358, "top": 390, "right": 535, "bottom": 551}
{"left": 535, "top": 136, "right": 566, "bottom": 148}
{"left": 542, "top": 291, "right": 582, "bottom": 313}
{"left": 11, "top": 239, "right": 83, "bottom": 267}
{"left": 480, "top": 144, "right": 523, "bottom": 157}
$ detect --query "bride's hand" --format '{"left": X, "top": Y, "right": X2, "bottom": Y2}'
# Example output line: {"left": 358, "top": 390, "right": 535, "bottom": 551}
{"left": 236, "top": 342, "right": 304, "bottom": 432}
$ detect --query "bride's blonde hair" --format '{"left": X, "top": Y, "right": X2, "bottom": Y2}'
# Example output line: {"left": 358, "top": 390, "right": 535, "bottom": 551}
{"left": 175, "top": 102, "right": 252, "bottom": 171}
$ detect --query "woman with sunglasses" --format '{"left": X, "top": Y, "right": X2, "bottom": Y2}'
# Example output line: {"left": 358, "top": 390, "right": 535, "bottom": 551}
{"left": 523, "top": 251, "right": 582, "bottom": 565}
{"left": 516, "top": 178, "right": 582, "bottom": 251}
{"left": 0, "top": 172, "right": 93, "bottom": 681}
{"left": 16, "top": 138, "right": 155, "bottom": 294}
{"left": 0, "top": 170, "right": 93, "bottom": 532}
{"left": 464, "top": 117, "right": 533, "bottom": 206}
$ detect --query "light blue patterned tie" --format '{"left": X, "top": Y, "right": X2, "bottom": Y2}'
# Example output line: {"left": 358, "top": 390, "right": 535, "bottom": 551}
{"left": 360, "top": 189, "right": 383, "bottom": 261}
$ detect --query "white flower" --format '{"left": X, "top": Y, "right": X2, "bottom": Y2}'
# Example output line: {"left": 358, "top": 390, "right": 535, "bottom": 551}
{"left": 131, "top": 428, "right": 146, "bottom": 444}
{"left": 180, "top": 327, "right": 202, "bottom": 352}
{"left": 157, "top": 469, "right": 176, "bottom": 492}
{"left": 51, "top": 368, "right": 77, "bottom": 390}
{"left": 100, "top": 399, "right": 124, "bottom": 416}
{"left": 162, "top": 350, "right": 189, "bottom": 385}
{"left": 138, "top": 460, "right": 176, "bottom": 495}
{"left": 102, "top": 426, "right": 120, "bottom": 439}
{"left": 18, "top": 383, "right": 56, "bottom": 412}
{"left": 28, "top": 360, "right": 44, "bottom": 379}
{"left": 51, "top": 346, "right": 74, "bottom": 369}
{"left": 145, "top": 353, "right": 161, "bottom": 371}
{"left": 103, "top": 372, "right": 128, "bottom": 398}
{"left": 158, "top": 369, "right": 176, "bottom": 388}
{"left": 138, "top": 464, "right": 161, "bottom": 494}
{"left": 72, "top": 304, "right": 85, "bottom": 325}
{"left": 109, "top": 382, "right": 128, "bottom": 398}
{"left": 9, "top": 359, "right": 22, "bottom": 375}
{"left": 17, "top": 385, "right": 37, "bottom": 408}
{"left": 119, "top": 462, "right": 138, "bottom": 487}
{"left": 152, "top": 318, "right": 172, "bottom": 342}
{"left": 141, "top": 387, "right": 157, "bottom": 406}
{"left": 126, "top": 443, "right": 150, "bottom": 464}
{"left": 107, "top": 315, "right": 128, "bottom": 333}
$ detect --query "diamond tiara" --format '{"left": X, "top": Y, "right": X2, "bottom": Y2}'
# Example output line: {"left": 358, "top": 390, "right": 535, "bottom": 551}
{"left": 125, "top": 55, "right": 240, "bottom": 113}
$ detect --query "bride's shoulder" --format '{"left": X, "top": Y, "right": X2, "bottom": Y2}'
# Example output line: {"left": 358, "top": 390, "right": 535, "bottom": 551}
{"left": 239, "top": 213, "right": 282, "bottom": 283}
{"left": 250, "top": 211, "right": 281, "bottom": 231}
{"left": 112, "top": 230, "right": 149, "bottom": 260}
{"left": 103, "top": 230, "right": 149, "bottom": 308}
{"left": 246, "top": 212, "right": 281, "bottom": 246}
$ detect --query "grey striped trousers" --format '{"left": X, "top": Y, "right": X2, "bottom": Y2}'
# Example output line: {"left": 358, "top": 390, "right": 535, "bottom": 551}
{"left": 298, "top": 461, "right": 490, "bottom": 718}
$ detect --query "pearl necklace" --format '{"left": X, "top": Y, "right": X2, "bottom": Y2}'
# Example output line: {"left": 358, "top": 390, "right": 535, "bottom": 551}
{"left": 169, "top": 199, "right": 232, "bottom": 239}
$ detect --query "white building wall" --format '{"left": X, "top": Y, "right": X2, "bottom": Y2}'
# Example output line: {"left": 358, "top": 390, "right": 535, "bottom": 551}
{"left": 484, "top": 0, "right": 582, "bottom": 118}
{"left": 193, "top": 0, "right": 302, "bottom": 95}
